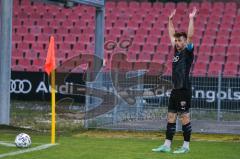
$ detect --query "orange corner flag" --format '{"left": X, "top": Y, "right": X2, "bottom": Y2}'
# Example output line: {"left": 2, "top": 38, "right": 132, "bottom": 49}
{"left": 44, "top": 36, "right": 56, "bottom": 75}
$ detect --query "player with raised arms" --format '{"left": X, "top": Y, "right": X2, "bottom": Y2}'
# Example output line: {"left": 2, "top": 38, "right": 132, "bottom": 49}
{"left": 152, "top": 7, "right": 197, "bottom": 154}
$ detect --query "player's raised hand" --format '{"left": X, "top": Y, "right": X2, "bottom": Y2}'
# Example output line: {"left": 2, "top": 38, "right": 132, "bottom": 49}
{"left": 189, "top": 7, "right": 197, "bottom": 19}
{"left": 169, "top": 9, "right": 176, "bottom": 20}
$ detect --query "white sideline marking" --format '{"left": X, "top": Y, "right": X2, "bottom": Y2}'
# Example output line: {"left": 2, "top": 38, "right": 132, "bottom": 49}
{"left": 0, "top": 143, "right": 58, "bottom": 158}
{"left": 0, "top": 141, "right": 15, "bottom": 147}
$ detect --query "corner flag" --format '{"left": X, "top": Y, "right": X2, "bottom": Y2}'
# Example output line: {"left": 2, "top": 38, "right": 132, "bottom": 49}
{"left": 44, "top": 36, "right": 56, "bottom": 75}
{"left": 44, "top": 36, "right": 56, "bottom": 144}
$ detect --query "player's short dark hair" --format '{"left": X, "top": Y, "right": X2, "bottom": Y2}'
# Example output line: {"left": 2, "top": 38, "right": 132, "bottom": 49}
{"left": 174, "top": 32, "right": 187, "bottom": 39}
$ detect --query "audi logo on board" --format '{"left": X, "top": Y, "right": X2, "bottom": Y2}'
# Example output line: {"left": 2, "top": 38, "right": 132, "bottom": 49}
{"left": 10, "top": 79, "right": 32, "bottom": 94}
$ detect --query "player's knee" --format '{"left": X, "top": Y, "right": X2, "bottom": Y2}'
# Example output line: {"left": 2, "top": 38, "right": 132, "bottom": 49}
{"left": 180, "top": 113, "right": 190, "bottom": 125}
{"left": 167, "top": 113, "right": 177, "bottom": 123}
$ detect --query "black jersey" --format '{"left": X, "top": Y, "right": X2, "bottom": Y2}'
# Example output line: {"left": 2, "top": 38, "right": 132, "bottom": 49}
{"left": 172, "top": 43, "right": 194, "bottom": 90}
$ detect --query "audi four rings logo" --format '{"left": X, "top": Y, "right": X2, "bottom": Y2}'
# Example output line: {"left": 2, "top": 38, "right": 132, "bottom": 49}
{"left": 10, "top": 79, "right": 32, "bottom": 94}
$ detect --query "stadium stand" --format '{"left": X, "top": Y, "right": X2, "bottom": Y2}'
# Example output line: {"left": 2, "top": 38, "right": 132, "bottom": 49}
{"left": 12, "top": 0, "right": 239, "bottom": 77}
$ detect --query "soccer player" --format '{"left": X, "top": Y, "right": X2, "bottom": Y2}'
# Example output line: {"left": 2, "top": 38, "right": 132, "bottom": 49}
{"left": 152, "top": 7, "right": 197, "bottom": 154}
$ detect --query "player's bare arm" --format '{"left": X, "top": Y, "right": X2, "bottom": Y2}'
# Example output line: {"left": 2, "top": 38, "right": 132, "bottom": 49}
{"left": 168, "top": 9, "right": 176, "bottom": 46}
{"left": 187, "top": 7, "right": 197, "bottom": 44}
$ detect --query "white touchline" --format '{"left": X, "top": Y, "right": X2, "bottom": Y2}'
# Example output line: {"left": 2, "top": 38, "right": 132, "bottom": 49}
{"left": 0, "top": 141, "right": 15, "bottom": 147}
{"left": 0, "top": 143, "right": 58, "bottom": 158}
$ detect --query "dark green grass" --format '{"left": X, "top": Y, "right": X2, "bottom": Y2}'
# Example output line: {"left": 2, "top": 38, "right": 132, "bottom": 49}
{"left": 0, "top": 130, "right": 240, "bottom": 159}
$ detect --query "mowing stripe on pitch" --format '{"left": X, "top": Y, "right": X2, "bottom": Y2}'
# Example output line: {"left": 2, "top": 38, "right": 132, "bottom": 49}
{"left": 0, "top": 143, "right": 58, "bottom": 158}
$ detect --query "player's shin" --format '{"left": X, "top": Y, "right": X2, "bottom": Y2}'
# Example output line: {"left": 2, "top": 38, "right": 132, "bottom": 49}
{"left": 164, "top": 122, "right": 176, "bottom": 148}
{"left": 182, "top": 122, "right": 192, "bottom": 149}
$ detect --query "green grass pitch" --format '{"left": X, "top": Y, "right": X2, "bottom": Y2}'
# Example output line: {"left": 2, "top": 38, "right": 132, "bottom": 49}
{"left": 0, "top": 129, "right": 240, "bottom": 159}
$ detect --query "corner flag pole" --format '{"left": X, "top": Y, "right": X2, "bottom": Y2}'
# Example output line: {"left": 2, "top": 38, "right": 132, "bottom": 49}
{"left": 51, "top": 70, "right": 56, "bottom": 144}
{"left": 44, "top": 36, "right": 56, "bottom": 144}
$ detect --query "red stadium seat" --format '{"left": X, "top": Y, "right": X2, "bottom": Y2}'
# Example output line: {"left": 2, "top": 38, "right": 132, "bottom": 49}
{"left": 58, "top": 43, "right": 71, "bottom": 51}
{"left": 127, "top": 20, "right": 140, "bottom": 30}
{"left": 106, "top": 1, "right": 116, "bottom": 9}
{"left": 129, "top": 1, "right": 140, "bottom": 8}
{"left": 164, "top": 2, "right": 175, "bottom": 10}
{"left": 64, "top": 35, "right": 76, "bottom": 43}
{"left": 223, "top": 69, "right": 238, "bottom": 77}
{"left": 18, "top": 42, "right": 30, "bottom": 51}
{"left": 212, "top": 46, "right": 226, "bottom": 56}
{"left": 156, "top": 44, "right": 169, "bottom": 55}
{"left": 226, "top": 54, "right": 240, "bottom": 64}
{"left": 223, "top": 62, "right": 238, "bottom": 76}
{"left": 197, "top": 54, "right": 210, "bottom": 62}
{"left": 152, "top": 2, "right": 164, "bottom": 11}
{"left": 119, "top": 61, "right": 133, "bottom": 71}
{"left": 138, "top": 52, "right": 151, "bottom": 61}
{"left": 224, "top": 62, "right": 238, "bottom": 70}
{"left": 108, "top": 28, "right": 122, "bottom": 38}
{"left": 204, "top": 28, "right": 217, "bottom": 37}
{"left": 117, "top": 1, "right": 128, "bottom": 9}
{"left": 18, "top": 11, "right": 29, "bottom": 19}
{"left": 12, "top": 48, "right": 23, "bottom": 58}
{"left": 217, "top": 29, "right": 230, "bottom": 37}
{"left": 146, "top": 35, "right": 159, "bottom": 45}
{"left": 30, "top": 12, "right": 42, "bottom": 20}
{"left": 160, "top": 36, "right": 171, "bottom": 46}
{"left": 152, "top": 53, "right": 166, "bottom": 63}
{"left": 140, "top": 2, "right": 152, "bottom": 11}
{"left": 136, "top": 28, "right": 149, "bottom": 36}
{"left": 114, "top": 20, "right": 126, "bottom": 30}
{"left": 152, "top": 21, "right": 165, "bottom": 31}
{"left": 18, "top": 58, "right": 31, "bottom": 67}
{"left": 229, "top": 37, "right": 240, "bottom": 46}
{"left": 140, "top": 22, "right": 153, "bottom": 30}
{"left": 201, "top": 2, "right": 212, "bottom": 9}
{"left": 129, "top": 43, "right": 141, "bottom": 53}
{"left": 149, "top": 28, "right": 162, "bottom": 36}
{"left": 192, "top": 36, "right": 201, "bottom": 47}
{"left": 16, "top": 26, "right": 29, "bottom": 35}
{"left": 225, "top": 2, "right": 237, "bottom": 10}
{"left": 13, "top": 34, "right": 22, "bottom": 43}
{"left": 127, "top": 52, "right": 138, "bottom": 61}
{"left": 105, "top": 34, "right": 117, "bottom": 42}
{"left": 213, "top": 2, "right": 224, "bottom": 9}
{"left": 208, "top": 62, "right": 223, "bottom": 76}
{"left": 24, "top": 34, "right": 36, "bottom": 43}
{"left": 227, "top": 46, "right": 239, "bottom": 55}
{"left": 212, "top": 54, "right": 225, "bottom": 64}
{"left": 194, "top": 61, "right": 208, "bottom": 71}
{"left": 133, "top": 62, "right": 148, "bottom": 70}
{"left": 134, "top": 35, "right": 145, "bottom": 45}
{"left": 198, "top": 45, "right": 212, "bottom": 55}
{"left": 201, "top": 36, "right": 215, "bottom": 46}
{"left": 215, "top": 37, "right": 229, "bottom": 47}
{"left": 142, "top": 44, "right": 155, "bottom": 53}
{"left": 189, "top": 2, "right": 200, "bottom": 9}
{"left": 195, "top": 20, "right": 206, "bottom": 31}
{"left": 69, "top": 27, "right": 81, "bottom": 34}
{"left": 192, "top": 69, "right": 207, "bottom": 77}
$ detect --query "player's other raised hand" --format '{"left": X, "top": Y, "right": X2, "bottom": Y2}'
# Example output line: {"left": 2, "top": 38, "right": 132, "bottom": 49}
{"left": 169, "top": 9, "right": 176, "bottom": 20}
{"left": 189, "top": 7, "right": 197, "bottom": 19}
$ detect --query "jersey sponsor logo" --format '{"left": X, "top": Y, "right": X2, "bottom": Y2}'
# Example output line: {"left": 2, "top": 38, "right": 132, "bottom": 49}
{"left": 10, "top": 79, "right": 32, "bottom": 94}
{"left": 180, "top": 101, "right": 186, "bottom": 106}
{"left": 173, "top": 56, "right": 179, "bottom": 62}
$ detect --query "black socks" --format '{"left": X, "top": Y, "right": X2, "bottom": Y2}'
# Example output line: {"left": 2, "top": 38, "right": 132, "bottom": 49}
{"left": 182, "top": 122, "right": 192, "bottom": 142}
{"left": 166, "top": 123, "right": 176, "bottom": 141}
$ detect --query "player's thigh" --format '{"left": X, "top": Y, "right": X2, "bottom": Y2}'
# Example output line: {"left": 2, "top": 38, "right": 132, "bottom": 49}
{"left": 168, "top": 90, "right": 178, "bottom": 113}
{"left": 176, "top": 89, "right": 191, "bottom": 113}
{"left": 167, "top": 112, "right": 177, "bottom": 123}
{"left": 179, "top": 113, "right": 190, "bottom": 125}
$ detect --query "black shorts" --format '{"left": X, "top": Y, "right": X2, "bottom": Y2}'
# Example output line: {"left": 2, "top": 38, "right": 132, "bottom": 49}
{"left": 168, "top": 89, "right": 191, "bottom": 113}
